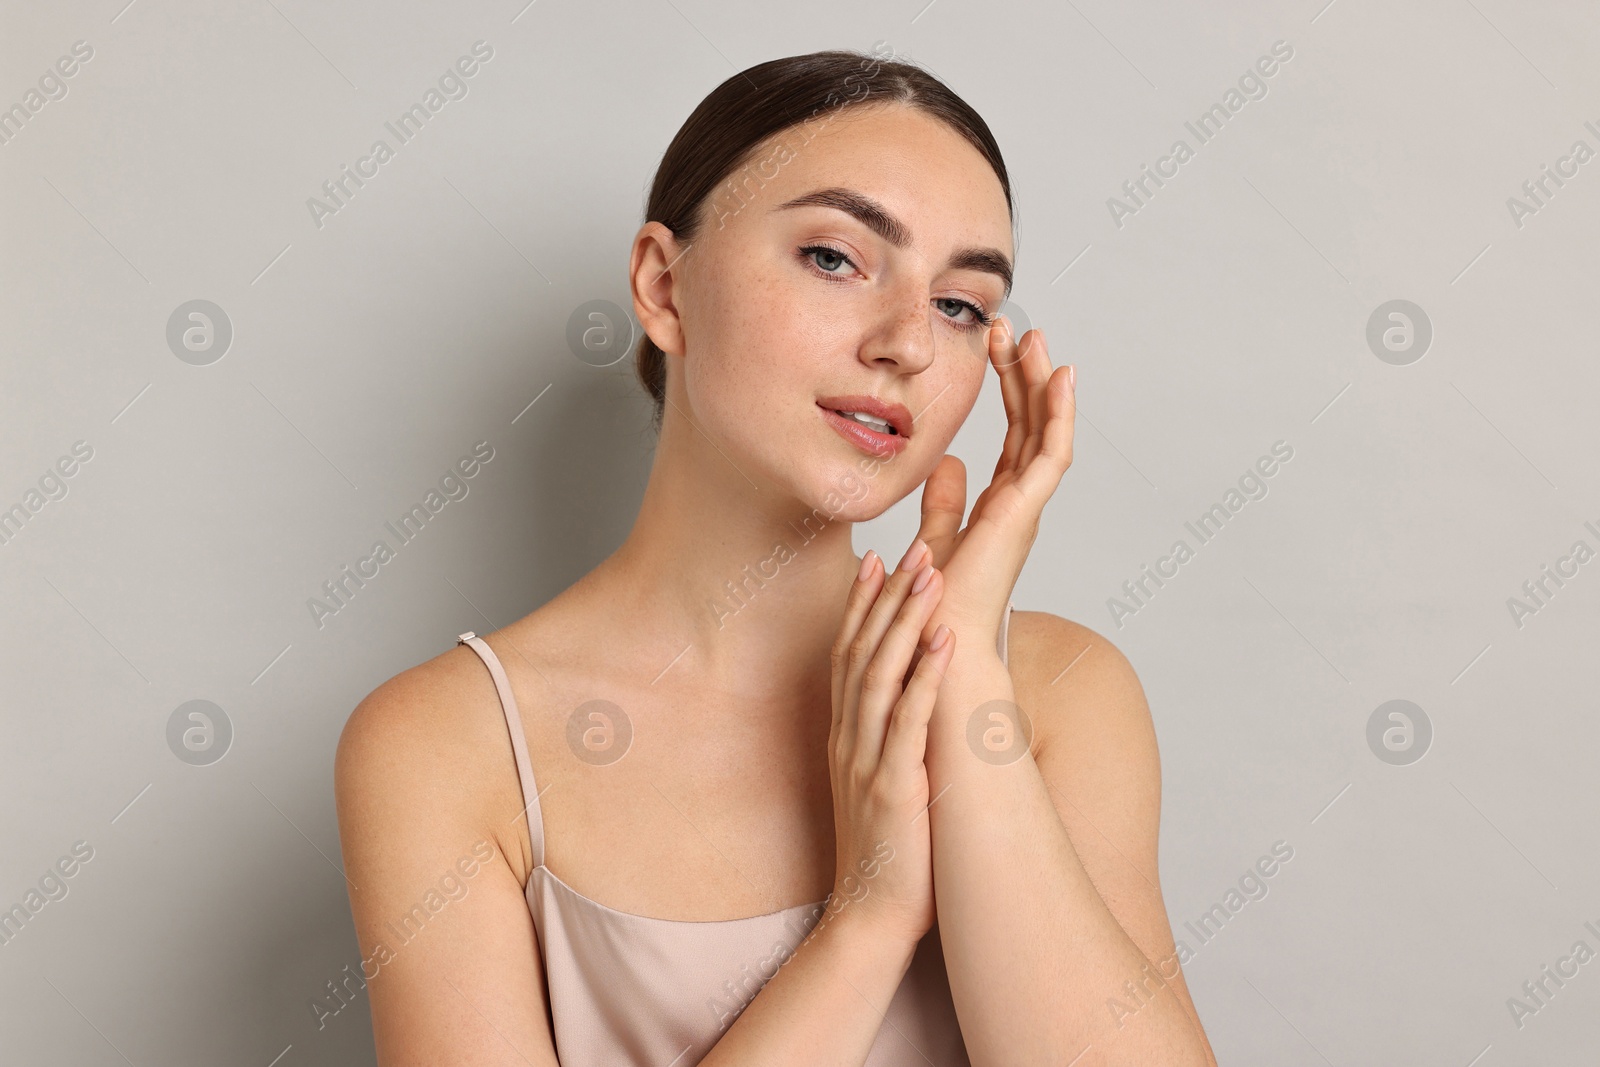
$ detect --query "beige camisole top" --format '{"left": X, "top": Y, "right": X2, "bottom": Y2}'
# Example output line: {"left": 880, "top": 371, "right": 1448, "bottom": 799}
{"left": 456, "top": 604, "right": 1012, "bottom": 1066}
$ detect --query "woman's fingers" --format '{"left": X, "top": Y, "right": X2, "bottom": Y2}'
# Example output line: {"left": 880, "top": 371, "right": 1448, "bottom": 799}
{"left": 915, "top": 455, "right": 966, "bottom": 570}
{"left": 1020, "top": 330, "right": 1051, "bottom": 468}
{"left": 989, "top": 312, "right": 1026, "bottom": 371}
{"left": 1016, "top": 365, "right": 1077, "bottom": 500}
{"left": 835, "top": 540, "right": 930, "bottom": 754}
{"left": 989, "top": 318, "right": 1074, "bottom": 493}
{"left": 850, "top": 560, "right": 944, "bottom": 773}
{"left": 990, "top": 318, "right": 1029, "bottom": 475}
{"left": 881, "top": 623, "right": 955, "bottom": 780}
{"left": 832, "top": 550, "right": 884, "bottom": 732}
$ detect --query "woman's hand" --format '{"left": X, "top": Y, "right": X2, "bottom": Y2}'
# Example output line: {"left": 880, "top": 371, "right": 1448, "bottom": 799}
{"left": 827, "top": 543, "right": 956, "bottom": 946}
{"left": 911, "top": 319, "right": 1076, "bottom": 653}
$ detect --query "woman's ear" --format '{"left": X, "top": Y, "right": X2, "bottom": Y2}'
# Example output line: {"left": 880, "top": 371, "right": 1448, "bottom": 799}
{"left": 630, "top": 221, "right": 688, "bottom": 358}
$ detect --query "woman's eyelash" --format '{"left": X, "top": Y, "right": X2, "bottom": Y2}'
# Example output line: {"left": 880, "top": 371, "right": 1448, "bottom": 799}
{"left": 795, "top": 244, "right": 995, "bottom": 330}
{"left": 950, "top": 299, "right": 996, "bottom": 328}
{"left": 797, "top": 243, "right": 853, "bottom": 271}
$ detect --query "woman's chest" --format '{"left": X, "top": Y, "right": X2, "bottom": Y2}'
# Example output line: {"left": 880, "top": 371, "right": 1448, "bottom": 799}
{"left": 523, "top": 693, "right": 839, "bottom": 921}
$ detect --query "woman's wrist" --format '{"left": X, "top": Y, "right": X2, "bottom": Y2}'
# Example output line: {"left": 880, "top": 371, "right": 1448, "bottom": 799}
{"left": 919, "top": 598, "right": 1011, "bottom": 659}
{"left": 815, "top": 892, "right": 925, "bottom": 968}
{"left": 932, "top": 642, "right": 1014, "bottom": 701}
{"left": 926, "top": 655, "right": 1021, "bottom": 770}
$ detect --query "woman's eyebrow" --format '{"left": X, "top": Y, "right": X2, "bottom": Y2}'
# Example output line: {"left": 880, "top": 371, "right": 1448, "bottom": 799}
{"left": 772, "top": 186, "right": 1012, "bottom": 296}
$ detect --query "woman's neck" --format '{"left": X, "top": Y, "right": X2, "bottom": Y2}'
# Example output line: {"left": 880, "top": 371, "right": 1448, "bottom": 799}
{"left": 588, "top": 407, "right": 867, "bottom": 698}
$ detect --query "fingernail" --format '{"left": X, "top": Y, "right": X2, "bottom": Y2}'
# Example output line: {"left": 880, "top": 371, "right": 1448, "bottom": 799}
{"left": 911, "top": 562, "right": 934, "bottom": 595}
{"left": 857, "top": 550, "right": 878, "bottom": 583}
{"left": 897, "top": 538, "right": 926, "bottom": 573}
{"left": 929, "top": 624, "right": 951, "bottom": 651}
{"left": 1068, "top": 364, "right": 1076, "bottom": 391}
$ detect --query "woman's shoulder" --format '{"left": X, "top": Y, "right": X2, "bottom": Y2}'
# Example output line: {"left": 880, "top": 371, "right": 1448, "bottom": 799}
{"left": 333, "top": 620, "right": 555, "bottom": 874}
{"left": 1006, "top": 609, "right": 1142, "bottom": 683}
{"left": 340, "top": 630, "right": 511, "bottom": 751}
{"left": 1003, "top": 609, "right": 1154, "bottom": 758}
{"left": 339, "top": 591, "right": 580, "bottom": 749}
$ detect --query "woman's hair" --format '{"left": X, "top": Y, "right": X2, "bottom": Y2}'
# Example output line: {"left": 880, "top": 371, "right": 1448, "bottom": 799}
{"left": 633, "top": 47, "right": 1014, "bottom": 429}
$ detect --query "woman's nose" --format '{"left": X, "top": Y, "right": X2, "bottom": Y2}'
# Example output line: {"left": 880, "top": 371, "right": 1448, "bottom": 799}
{"left": 858, "top": 293, "right": 936, "bottom": 374}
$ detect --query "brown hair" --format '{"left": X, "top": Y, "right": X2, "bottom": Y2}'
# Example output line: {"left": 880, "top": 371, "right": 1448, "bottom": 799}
{"left": 633, "top": 46, "right": 1014, "bottom": 430}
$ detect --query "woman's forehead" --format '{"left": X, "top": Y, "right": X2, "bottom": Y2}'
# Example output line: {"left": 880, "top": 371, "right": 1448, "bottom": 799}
{"left": 728, "top": 107, "right": 1012, "bottom": 257}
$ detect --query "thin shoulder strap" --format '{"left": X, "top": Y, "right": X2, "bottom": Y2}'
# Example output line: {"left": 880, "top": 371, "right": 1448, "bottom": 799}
{"left": 457, "top": 631, "right": 545, "bottom": 868}
{"left": 998, "top": 600, "right": 1014, "bottom": 665}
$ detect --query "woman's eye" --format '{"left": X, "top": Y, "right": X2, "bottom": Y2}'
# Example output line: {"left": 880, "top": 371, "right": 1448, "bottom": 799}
{"left": 799, "top": 244, "right": 854, "bottom": 275}
{"left": 935, "top": 297, "right": 993, "bottom": 332}
{"left": 799, "top": 245, "right": 993, "bottom": 334}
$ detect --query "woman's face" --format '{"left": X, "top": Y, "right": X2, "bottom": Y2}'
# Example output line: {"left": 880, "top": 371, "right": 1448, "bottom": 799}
{"left": 648, "top": 102, "right": 1014, "bottom": 520}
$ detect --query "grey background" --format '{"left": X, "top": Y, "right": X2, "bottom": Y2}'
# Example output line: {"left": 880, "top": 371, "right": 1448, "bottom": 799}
{"left": 3, "top": 0, "right": 1597, "bottom": 1063}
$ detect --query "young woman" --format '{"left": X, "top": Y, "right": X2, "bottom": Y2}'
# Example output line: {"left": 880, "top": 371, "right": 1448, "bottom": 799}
{"left": 335, "top": 48, "right": 1216, "bottom": 1067}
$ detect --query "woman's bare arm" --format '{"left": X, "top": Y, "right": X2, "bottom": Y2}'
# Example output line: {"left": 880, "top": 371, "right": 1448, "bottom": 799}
{"left": 923, "top": 616, "right": 1215, "bottom": 1066}
{"left": 335, "top": 652, "right": 934, "bottom": 1067}
{"left": 698, "top": 903, "right": 922, "bottom": 1066}
{"left": 335, "top": 664, "right": 560, "bottom": 1066}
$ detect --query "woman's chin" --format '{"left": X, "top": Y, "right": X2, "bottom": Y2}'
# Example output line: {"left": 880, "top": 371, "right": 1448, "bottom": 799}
{"left": 787, "top": 470, "right": 899, "bottom": 526}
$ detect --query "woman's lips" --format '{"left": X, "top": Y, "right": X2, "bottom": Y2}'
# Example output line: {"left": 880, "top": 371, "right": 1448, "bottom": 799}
{"left": 817, "top": 403, "right": 910, "bottom": 458}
